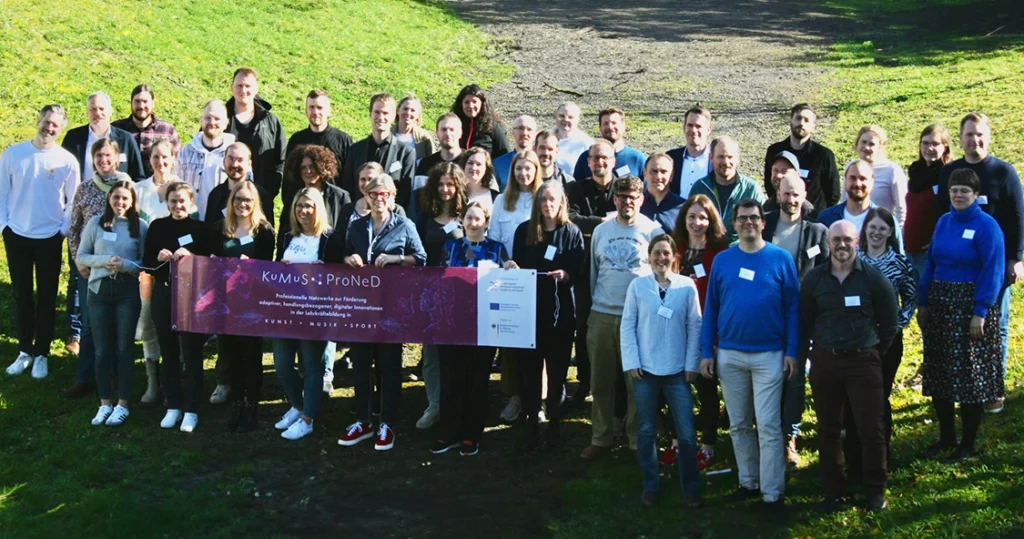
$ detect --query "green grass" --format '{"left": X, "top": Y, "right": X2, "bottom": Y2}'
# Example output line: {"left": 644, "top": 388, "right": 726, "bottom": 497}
{"left": 824, "top": 0, "right": 978, "bottom": 17}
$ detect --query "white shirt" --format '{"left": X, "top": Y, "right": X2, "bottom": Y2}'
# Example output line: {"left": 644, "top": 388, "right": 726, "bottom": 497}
{"left": 843, "top": 207, "right": 870, "bottom": 232}
{"left": 0, "top": 141, "right": 81, "bottom": 238}
{"left": 468, "top": 190, "right": 494, "bottom": 214}
{"left": 82, "top": 126, "right": 111, "bottom": 181}
{"left": 679, "top": 147, "right": 711, "bottom": 198}
{"left": 488, "top": 191, "right": 534, "bottom": 257}
{"left": 281, "top": 234, "right": 321, "bottom": 263}
{"left": 555, "top": 130, "right": 595, "bottom": 176}
{"left": 841, "top": 158, "right": 908, "bottom": 227}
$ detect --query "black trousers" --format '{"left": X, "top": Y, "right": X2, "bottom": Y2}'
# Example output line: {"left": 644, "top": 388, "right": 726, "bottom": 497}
{"left": 2, "top": 228, "right": 63, "bottom": 356}
{"left": 519, "top": 331, "right": 573, "bottom": 422}
{"left": 439, "top": 345, "right": 495, "bottom": 443}
{"left": 574, "top": 275, "right": 591, "bottom": 397}
{"left": 352, "top": 342, "right": 402, "bottom": 424}
{"left": 844, "top": 331, "right": 902, "bottom": 474}
{"left": 151, "top": 281, "right": 207, "bottom": 413}
{"left": 218, "top": 334, "right": 263, "bottom": 403}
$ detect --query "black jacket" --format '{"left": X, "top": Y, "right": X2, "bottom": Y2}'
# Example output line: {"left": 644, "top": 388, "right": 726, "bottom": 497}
{"left": 61, "top": 124, "right": 145, "bottom": 180}
{"left": 284, "top": 126, "right": 353, "bottom": 210}
{"left": 226, "top": 96, "right": 287, "bottom": 200}
{"left": 340, "top": 135, "right": 416, "bottom": 210}
{"left": 511, "top": 221, "right": 586, "bottom": 334}
{"left": 203, "top": 180, "right": 275, "bottom": 227}
{"left": 762, "top": 210, "right": 830, "bottom": 280}
{"left": 566, "top": 177, "right": 615, "bottom": 236}
{"left": 459, "top": 118, "right": 510, "bottom": 159}
{"left": 763, "top": 138, "right": 840, "bottom": 214}
{"left": 277, "top": 182, "right": 352, "bottom": 242}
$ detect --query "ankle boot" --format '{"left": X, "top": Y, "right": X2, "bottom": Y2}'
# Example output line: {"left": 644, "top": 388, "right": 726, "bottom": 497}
{"left": 240, "top": 399, "right": 259, "bottom": 432}
{"left": 225, "top": 399, "right": 244, "bottom": 432}
{"left": 140, "top": 360, "right": 160, "bottom": 406}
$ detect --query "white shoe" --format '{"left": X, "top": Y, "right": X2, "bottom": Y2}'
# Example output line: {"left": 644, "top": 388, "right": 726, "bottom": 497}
{"left": 275, "top": 407, "right": 303, "bottom": 430}
{"left": 161, "top": 409, "right": 182, "bottom": 429}
{"left": 282, "top": 418, "right": 313, "bottom": 440}
{"left": 415, "top": 405, "right": 440, "bottom": 429}
{"left": 105, "top": 405, "right": 130, "bottom": 426}
{"left": 31, "top": 356, "right": 48, "bottom": 379}
{"left": 180, "top": 413, "right": 198, "bottom": 433}
{"left": 538, "top": 405, "right": 548, "bottom": 424}
{"left": 322, "top": 372, "right": 334, "bottom": 394}
{"left": 500, "top": 396, "right": 522, "bottom": 422}
{"left": 91, "top": 405, "right": 114, "bottom": 426}
{"left": 209, "top": 385, "right": 230, "bottom": 405}
{"left": 6, "top": 352, "right": 33, "bottom": 376}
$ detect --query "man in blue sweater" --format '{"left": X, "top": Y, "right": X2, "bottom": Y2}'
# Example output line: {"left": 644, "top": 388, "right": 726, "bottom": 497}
{"left": 935, "top": 112, "right": 1024, "bottom": 414}
{"left": 572, "top": 108, "right": 646, "bottom": 181}
{"left": 700, "top": 199, "right": 801, "bottom": 509}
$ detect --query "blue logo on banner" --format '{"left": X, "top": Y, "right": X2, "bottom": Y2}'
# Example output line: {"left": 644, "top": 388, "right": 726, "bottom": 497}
{"left": 490, "top": 303, "right": 500, "bottom": 311}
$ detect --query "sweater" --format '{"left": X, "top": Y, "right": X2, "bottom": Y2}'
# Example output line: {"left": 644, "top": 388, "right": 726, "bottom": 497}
{"left": 573, "top": 144, "right": 647, "bottom": 182}
{"left": 177, "top": 132, "right": 236, "bottom": 221}
{"left": 700, "top": 243, "right": 801, "bottom": 358}
{"left": 919, "top": 201, "right": 1005, "bottom": 317}
{"left": 936, "top": 155, "right": 1024, "bottom": 261}
{"left": 489, "top": 192, "right": 534, "bottom": 258}
{"left": 511, "top": 221, "right": 586, "bottom": 334}
{"left": 620, "top": 273, "right": 702, "bottom": 376}
{"left": 142, "top": 216, "right": 211, "bottom": 283}
{"left": 0, "top": 141, "right": 80, "bottom": 238}
{"left": 860, "top": 247, "right": 917, "bottom": 329}
{"left": 904, "top": 159, "right": 942, "bottom": 254}
{"left": 68, "top": 172, "right": 132, "bottom": 258}
{"left": 841, "top": 159, "right": 908, "bottom": 226}
{"left": 687, "top": 173, "right": 767, "bottom": 244}
{"left": 226, "top": 96, "right": 287, "bottom": 199}
{"left": 76, "top": 216, "right": 149, "bottom": 293}
{"left": 442, "top": 237, "right": 509, "bottom": 268}
{"left": 640, "top": 190, "right": 684, "bottom": 236}
{"left": 589, "top": 215, "right": 664, "bottom": 316}
{"left": 678, "top": 242, "right": 727, "bottom": 309}
{"left": 763, "top": 138, "right": 840, "bottom": 213}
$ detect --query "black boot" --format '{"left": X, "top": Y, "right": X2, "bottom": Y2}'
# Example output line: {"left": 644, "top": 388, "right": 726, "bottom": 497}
{"left": 519, "top": 416, "right": 539, "bottom": 450}
{"left": 240, "top": 398, "right": 259, "bottom": 432}
{"left": 225, "top": 399, "right": 244, "bottom": 432}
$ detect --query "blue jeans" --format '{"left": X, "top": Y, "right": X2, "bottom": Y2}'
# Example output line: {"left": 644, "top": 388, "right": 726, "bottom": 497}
{"left": 273, "top": 338, "right": 328, "bottom": 418}
{"left": 907, "top": 252, "right": 927, "bottom": 284}
{"left": 88, "top": 277, "right": 141, "bottom": 401}
{"left": 72, "top": 263, "right": 97, "bottom": 383}
{"left": 999, "top": 285, "right": 1011, "bottom": 374}
{"left": 633, "top": 370, "right": 700, "bottom": 497}
{"left": 781, "top": 360, "right": 806, "bottom": 437}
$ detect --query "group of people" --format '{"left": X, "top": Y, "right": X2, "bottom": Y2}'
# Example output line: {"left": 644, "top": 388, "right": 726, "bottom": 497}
{"left": 1, "top": 68, "right": 1019, "bottom": 513}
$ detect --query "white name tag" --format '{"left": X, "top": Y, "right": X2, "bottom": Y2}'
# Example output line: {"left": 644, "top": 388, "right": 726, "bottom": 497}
{"left": 102, "top": 231, "right": 117, "bottom": 242}
{"left": 932, "top": 185, "right": 939, "bottom": 195}
{"left": 478, "top": 260, "right": 498, "bottom": 269}
{"left": 978, "top": 195, "right": 989, "bottom": 205}
{"left": 799, "top": 168, "right": 810, "bottom": 179}
{"left": 239, "top": 235, "right": 254, "bottom": 246}
{"left": 806, "top": 245, "right": 821, "bottom": 258}
{"left": 615, "top": 165, "right": 630, "bottom": 177}
{"left": 389, "top": 161, "right": 402, "bottom": 173}
{"left": 693, "top": 264, "right": 706, "bottom": 278}
{"left": 544, "top": 245, "right": 557, "bottom": 261}
{"left": 739, "top": 268, "right": 755, "bottom": 281}
{"left": 442, "top": 221, "right": 458, "bottom": 234}
{"left": 178, "top": 234, "right": 193, "bottom": 247}
{"left": 657, "top": 305, "right": 674, "bottom": 319}
{"left": 118, "top": 153, "right": 127, "bottom": 163}
{"left": 963, "top": 229, "right": 976, "bottom": 240}
{"left": 845, "top": 296, "right": 861, "bottom": 307}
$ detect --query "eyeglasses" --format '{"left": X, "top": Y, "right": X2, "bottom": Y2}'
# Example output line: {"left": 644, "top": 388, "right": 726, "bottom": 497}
{"left": 734, "top": 215, "right": 762, "bottom": 223}
{"left": 366, "top": 191, "right": 392, "bottom": 200}
{"left": 829, "top": 237, "right": 857, "bottom": 245}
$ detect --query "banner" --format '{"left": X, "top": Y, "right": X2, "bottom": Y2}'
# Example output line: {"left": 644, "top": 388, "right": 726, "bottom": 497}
{"left": 170, "top": 256, "right": 537, "bottom": 349}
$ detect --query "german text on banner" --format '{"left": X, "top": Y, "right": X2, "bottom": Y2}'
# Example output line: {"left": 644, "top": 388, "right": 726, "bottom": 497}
{"left": 170, "top": 256, "right": 537, "bottom": 349}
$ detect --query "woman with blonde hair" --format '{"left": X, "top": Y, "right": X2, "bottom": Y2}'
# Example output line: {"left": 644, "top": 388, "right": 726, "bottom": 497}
{"left": 393, "top": 93, "right": 440, "bottom": 160}
{"left": 845, "top": 124, "right": 908, "bottom": 227}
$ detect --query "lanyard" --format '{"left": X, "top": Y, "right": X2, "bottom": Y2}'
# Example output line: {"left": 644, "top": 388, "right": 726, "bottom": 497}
{"left": 366, "top": 213, "right": 392, "bottom": 261}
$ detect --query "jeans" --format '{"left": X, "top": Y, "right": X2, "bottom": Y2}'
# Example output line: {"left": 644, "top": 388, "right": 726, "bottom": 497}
{"left": 907, "top": 251, "right": 927, "bottom": 284}
{"left": 587, "top": 311, "right": 636, "bottom": 448}
{"left": 781, "top": 358, "right": 807, "bottom": 438}
{"left": 89, "top": 277, "right": 141, "bottom": 401}
{"left": 439, "top": 345, "right": 495, "bottom": 443}
{"left": 634, "top": 370, "right": 700, "bottom": 497}
{"left": 999, "top": 285, "right": 1011, "bottom": 375}
{"left": 2, "top": 229, "right": 63, "bottom": 356}
{"left": 422, "top": 344, "right": 441, "bottom": 408}
{"left": 352, "top": 343, "right": 402, "bottom": 424}
{"left": 71, "top": 261, "right": 97, "bottom": 383}
{"left": 151, "top": 281, "right": 207, "bottom": 413}
{"left": 66, "top": 244, "right": 82, "bottom": 341}
{"left": 274, "top": 338, "right": 328, "bottom": 418}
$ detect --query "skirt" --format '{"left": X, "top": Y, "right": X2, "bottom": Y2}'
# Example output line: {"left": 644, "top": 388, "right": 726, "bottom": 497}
{"left": 922, "top": 280, "right": 1004, "bottom": 403}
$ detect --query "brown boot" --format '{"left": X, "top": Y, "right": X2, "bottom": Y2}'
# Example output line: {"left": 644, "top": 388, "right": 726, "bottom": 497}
{"left": 785, "top": 435, "right": 800, "bottom": 470}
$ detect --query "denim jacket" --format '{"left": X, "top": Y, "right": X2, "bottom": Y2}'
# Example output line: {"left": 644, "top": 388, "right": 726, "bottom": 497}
{"left": 344, "top": 212, "right": 426, "bottom": 266}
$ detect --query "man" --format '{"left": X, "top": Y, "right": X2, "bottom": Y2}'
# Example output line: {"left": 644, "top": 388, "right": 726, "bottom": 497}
{"left": 763, "top": 151, "right": 815, "bottom": 218}
{"left": 284, "top": 89, "right": 353, "bottom": 211}
{"left": 572, "top": 108, "right": 646, "bottom": 181}
{"left": 492, "top": 115, "right": 538, "bottom": 190}
{"left": 553, "top": 102, "right": 594, "bottom": 175}
{"left": 936, "top": 112, "right": 1023, "bottom": 414}
{"left": 534, "top": 130, "right": 572, "bottom": 186}
{"left": 700, "top": 200, "right": 801, "bottom": 509}
{"left": 763, "top": 104, "right": 840, "bottom": 213}
{"left": 762, "top": 173, "right": 829, "bottom": 469}
{"left": 800, "top": 220, "right": 899, "bottom": 512}
{"left": 112, "top": 84, "right": 181, "bottom": 177}
{"left": 689, "top": 136, "right": 767, "bottom": 244}
{"left": 639, "top": 153, "right": 684, "bottom": 235}
{"left": 340, "top": 93, "right": 416, "bottom": 209}
{"left": 226, "top": 67, "right": 287, "bottom": 200}
{"left": 817, "top": 160, "right": 875, "bottom": 232}
{"left": 62, "top": 91, "right": 145, "bottom": 181}
{"left": 416, "top": 113, "right": 463, "bottom": 176}
{"left": 1, "top": 104, "right": 80, "bottom": 380}
{"left": 204, "top": 142, "right": 275, "bottom": 224}
{"left": 666, "top": 106, "right": 714, "bottom": 197}
{"left": 580, "top": 176, "right": 664, "bottom": 461}
{"left": 179, "top": 100, "right": 237, "bottom": 221}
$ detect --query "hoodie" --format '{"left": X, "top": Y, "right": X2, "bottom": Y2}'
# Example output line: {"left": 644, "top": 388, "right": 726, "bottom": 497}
{"left": 226, "top": 96, "right": 287, "bottom": 200}
{"left": 178, "top": 131, "right": 236, "bottom": 221}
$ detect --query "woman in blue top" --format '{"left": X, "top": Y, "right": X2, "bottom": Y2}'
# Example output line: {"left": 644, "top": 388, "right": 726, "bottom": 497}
{"left": 917, "top": 169, "right": 1005, "bottom": 461}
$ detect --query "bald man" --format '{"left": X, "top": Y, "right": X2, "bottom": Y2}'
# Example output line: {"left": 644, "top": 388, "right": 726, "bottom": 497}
{"left": 178, "top": 99, "right": 238, "bottom": 221}
{"left": 688, "top": 136, "right": 767, "bottom": 244}
{"left": 492, "top": 115, "right": 538, "bottom": 190}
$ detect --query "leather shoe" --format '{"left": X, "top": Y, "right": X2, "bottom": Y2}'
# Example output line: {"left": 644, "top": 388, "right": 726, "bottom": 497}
{"left": 60, "top": 381, "right": 93, "bottom": 399}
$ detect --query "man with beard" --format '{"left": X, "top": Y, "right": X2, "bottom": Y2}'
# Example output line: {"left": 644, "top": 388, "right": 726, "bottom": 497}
{"left": 534, "top": 130, "right": 572, "bottom": 186}
{"left": 340, "top": 93, "right": 416, "bottom": 209}
{"left": 492, "top": 115, "right": 538, "bottom": 190}
{"left": 179, "top": 100, "right": 237, "bottom": 222}
{"left": 666, "top": 106, "right": 714, "bottom": 198}
{"left": 554, "top": 102, "right": 594, "bottom": 176}
{"left": 284, "top": 90, "right": 353, "bottom": 211}
{"left": 62, "top": 91, "right": 145, "bottom": 181}
{"left": 689, "top": 136, "right": 767, "bottom": 244}
{"left": 800, "top": 220, "right": 899, "bottom": 512}
{"left": 640, "top": 153, "right": 684, "bottom": 235}
{"left": 112, "top": 84, "right": 180, "bottom": 178}
{"left": 762, "top": 170, "right": 829, "bottom": 469}
{"left": 204, "top": 142, "right": 274, "bottom": 224}
{"left": 416, "top": 113, "right": 463, "bottom": 176}
{"left": 763, "top": 151, "right": 816, "bottom": 219}
{"left": 700, "top": 200, "right": 800, "bottom": 511}
{"left": 818, "top": 160, "right": 877, "bottom": 233}
{"left": 572, "top": 108, "right": 646, "bottom": 181}
{"left": 226, "top": 67, "right": 287, "bottom": 201}
{"left": 763, "top": 104, "right": 840, "bottom": 214}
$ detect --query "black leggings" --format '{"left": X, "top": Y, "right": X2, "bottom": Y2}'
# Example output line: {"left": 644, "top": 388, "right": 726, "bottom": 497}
{"left": 219, "top": 335, "right": 263, "bottom": 403}
{"left": 934, "top": 398, "right": 984, "bottom": 450}
{"left": 519, "top": 333, "right": 573, "bottom": 423}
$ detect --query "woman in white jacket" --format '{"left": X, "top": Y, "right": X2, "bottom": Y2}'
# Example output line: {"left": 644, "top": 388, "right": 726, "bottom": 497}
{"left": 621, "top": 234, "right": 702, "bottom": 508}
{"left": 488, "top": 150, "right": 541, "bottom": 258}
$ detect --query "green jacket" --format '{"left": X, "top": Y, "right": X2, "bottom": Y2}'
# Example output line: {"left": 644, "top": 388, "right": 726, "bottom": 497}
{"left": 688, "top": 172, "right": 767, "bottom": 244}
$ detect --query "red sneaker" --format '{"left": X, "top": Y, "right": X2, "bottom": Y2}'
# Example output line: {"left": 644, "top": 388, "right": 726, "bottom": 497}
{"left": 697, "top": 447, "right": 714, "bottom": 470}
{"left": 659, "top": 445, "right": 678, "bottom": 466}
{"left": 375, "top": 423, "right": 395, "bottom": 451}
{"left": 338, "top": 421, "right": 374, "bottom": 446}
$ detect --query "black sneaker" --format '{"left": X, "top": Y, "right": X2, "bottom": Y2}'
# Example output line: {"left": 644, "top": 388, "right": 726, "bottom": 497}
{"left": 866, "top": 496, "right": 888, "bottom": 511}
{"left": 815, "top": 497, "right": 848, "bottom": 514}
{"left": 725, "top": 487, "right": 760, "bottom": 503}
{"left": 460, "top": 441, "right": 479, "bottom": 456}
{"left": 429, "top": 440, "right": 459, "bottom": 454}
{"left": 917, "top": 440, "right": 957, "bottom": 459}
{"left": 239, "top": 399, "right": 259, "bottom": 432}
{"left": 543, "top": 422, "right": 561, "bottom": 449}
{"left": 944, "top": 446, "right": 980, "bottom": 463}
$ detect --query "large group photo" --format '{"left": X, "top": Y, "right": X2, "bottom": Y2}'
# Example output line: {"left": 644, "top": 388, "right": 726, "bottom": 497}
{"left": 1, "top": 0, "right": 1022, "bottom": 537}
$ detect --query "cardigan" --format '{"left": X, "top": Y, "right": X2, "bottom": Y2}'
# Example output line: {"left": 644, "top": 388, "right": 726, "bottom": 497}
{"left": 620, "top": 273, "right": 702, "bottom": 376}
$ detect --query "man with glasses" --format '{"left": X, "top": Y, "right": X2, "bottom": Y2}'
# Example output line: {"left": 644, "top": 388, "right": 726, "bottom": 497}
{"left": 700, "top": 199, "right": 801, "bottom": 512}
{"left": 689, "top": 136, "right": 767, "bottom": 244}
{"left": 492, "top": 115, "right": 538, "bottom": 190}
{"left": 203, "top": 143, "right": 273, "bottom": 224}
{"left": 580, "top": 176, "right": 664, "bottom": 461}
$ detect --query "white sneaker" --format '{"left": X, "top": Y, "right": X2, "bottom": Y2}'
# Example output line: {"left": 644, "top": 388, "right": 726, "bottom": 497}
{"left": 415, "top": 405, "right": 440, "bottom": 429}
{"left": 275, "top": 407, "right": 303, "bottom": 430}
{"left": 322, "top": 372, "right": 334, "bottom": 394}
{"left": 161, "top": 409, "right": 183, "bottom": 429}
{"left": 31, "top": 356, "right": 48, "bottom": 379}
{"left": 105, "top": 405, "right": 130, "bottom": 426}
{"left": 180, "top": 413, "right": 198, "bottom": 433}
{"left": 500, "top": 396, "right": 522, "bottom": 422}
{"left": 6, "top": 352, "right": 33, "bottom": 376}
{"left": 91, "top": 405, "right": 114, "bottom": 426}
{"left": 282, "top": 418, "right": 313, "bottom": 440}
{"left": 209, "top": 385, "right": 230, "bottom": 405}
{"left": 538, "top": 404, "right": 548, "bottom": 424}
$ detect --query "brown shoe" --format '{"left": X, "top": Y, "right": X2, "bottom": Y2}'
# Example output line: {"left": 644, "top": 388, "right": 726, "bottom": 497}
{"left": 785, "top": 435, "right": 800, "bottom": 470}
{"left": 65, "top": 339, "right": 80, "bottom": 356}
{"left": 580, "top": 444, "right": 611, "bottom": 461}
{"left": 60, "top": 381, "right": 93, "bottom": 399}
{"left": 984, "top": 398, "right": 1005, "bottom": 414}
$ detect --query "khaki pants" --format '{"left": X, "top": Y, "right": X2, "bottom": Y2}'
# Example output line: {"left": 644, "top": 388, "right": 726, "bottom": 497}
{"left": 587, "top": 311, "right": 636, "bottom": 448}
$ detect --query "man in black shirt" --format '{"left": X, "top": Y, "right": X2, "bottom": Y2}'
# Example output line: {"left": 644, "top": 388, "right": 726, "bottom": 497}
{"left": 415, "top": 112, "right": 463, "bottom": 177}
{"left": 284, "top": 89, "right": 353, "bottom": 210}
{"left": 764, "top": 104, "right": 840, "bottom": 214}
{"left": 799, "top": 220, "right": 899, "bottom": 513}
{"left": 340, "top": 93, "right": 416, "bottom": 209}
{"left": 204, "top": 142, "right": 275, "bottom": 224}
{"left": 226, "top": 68, "right": 287, "bottom": 201}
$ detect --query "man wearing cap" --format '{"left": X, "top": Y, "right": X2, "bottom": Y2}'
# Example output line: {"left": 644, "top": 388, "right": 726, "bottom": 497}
{"left": 764, "top": 151, "right": 815, "bottom": 219}
{"left": 764, "top": 104, "right": 840, "bottom": 214}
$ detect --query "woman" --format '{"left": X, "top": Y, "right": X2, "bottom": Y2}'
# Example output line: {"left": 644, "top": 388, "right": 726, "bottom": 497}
{"left": 847, "top": 124, "right": 908, "bottom": 227}
{"left": 143, "top": 182, "right": 210, "bottom": 432}
{"left": 393, "top": 94, "right": 440, "bottom": 160}
{"left": 338, "top": 162, "right": 406, "bottom": 232}
{"left": 460, "top": 147, "right": 500, "bottom": 212}
{"left": 904, "top": 124, "right": 953, "bottom": 278}
{"left": 668, "top": 194, "right": 729, "bottom": 468}
{"left": 66, "top": 139, "right": 134, "bottom": 399}
{"left": 431, "top": 201, "right": 510, "bottom": 456}
{"left": 273, "top": 188, "right": 335, "bottom": 440}
{"left": 281, "top": 144, "right": 351, "bottom": 236}
{"left": 917, "top": 169, "right": 1004, "bottom": 461}
{"left": 337, "top": 174, "right": 426, "bottom": 452}
{"left": 414, "top": 163, "right": 468, "bottom": 430}
{"left": 77, "top": 180, "right": 148, "bottom": 426}
{"left": 621, "top": 234, "right": 702, "bottom": 508}
{"left": 451, "top": 84, "right": 510, "bottom": 158}
{"left": 208, "top": 181, "right": 276, "bottom": 431}
{"left": 506, "top": 181, "right": 585, "bottom": 449}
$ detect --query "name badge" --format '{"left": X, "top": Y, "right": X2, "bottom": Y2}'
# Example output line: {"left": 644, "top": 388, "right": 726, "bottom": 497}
{"left": 389, "top": 161, "right": 402, "bottom": 173}
{"left": 442, "top": 221, "right": 459, "bottom": 234}
{"left": 806, "top": 245, "right": 821, "bottom": 259}
{"left": 799, "top": 168, "right": 809, "bottom": 179}
{"left": 963, "top": 229, "right": 976, "bottom": 240}
{"left": 978, "top": 195, "right": 989, "bottom": 205}
{"left": 102, "top": 231, "right": 117, "bottom": 242}
{"left": 657, "top": 305, "right": 674, "bottom": 319}
{"left": 932, "top": 185, "right": 939, "bottom": 195}
{"left": 118, "top": 153, "right": 127, "bottom": 163}
{"left": 845, "top": 296, "right": 861, "bottom": 307}
{"left": 178, "top": 234, "right": 193, "bottom": 247}
{"left": 239, "top": 235, "right": 254, "bottom": 246}
{"left": 478, "top": 260, "right": 498, "bottom": 269}
{"left": 615, "top": 165, "right": 630, "bottom": 177}
{"left": 739, "top": 268, "right": 755, "bottom": 281}
{"left": 693, "top": 263, "right": 706, "bottom": 278}
{"left": 544, "top": 245, "right": 557, "bottom": 261}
